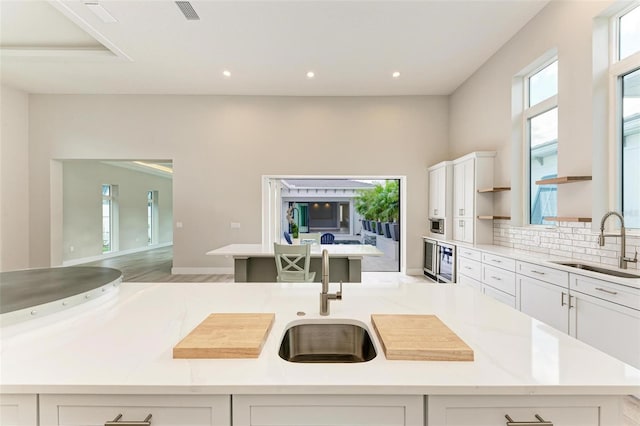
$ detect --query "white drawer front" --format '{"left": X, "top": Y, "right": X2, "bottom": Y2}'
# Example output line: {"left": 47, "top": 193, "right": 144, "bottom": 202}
{"left": 233, "top": 395, "right": 424, "bottom": 426}
{"left": 571, "top": 274, "right": 640, "bottom": 310}
{"left": 0, "top": 394, "right": 37, "bottom": 426}
{"left": 483, "top": 264, "right": 516, "bottom": 296}
{"left": 39, "top": 394, "right": 231, "bottom": 426}
{"left": 516, "top": 261, "right": 569, "bottom": 288}
{"left": 458, "top": 257, "right": 482, "bottom": 281}
{"left": 482, "top": 252, "right": 516, "bottom": 272}
{"left": 482, "top": 284, "right": 516, "bottom": 308}
{"left": 457, "top": 247, "right": 481, "bottom": 262}
{"left": 458, "top": 273, "right": 482, "bottom": 291}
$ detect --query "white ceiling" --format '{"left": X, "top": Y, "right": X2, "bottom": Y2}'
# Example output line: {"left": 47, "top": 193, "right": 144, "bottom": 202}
{"left": 0, "top": 0, "right": 549, "bottom": 96}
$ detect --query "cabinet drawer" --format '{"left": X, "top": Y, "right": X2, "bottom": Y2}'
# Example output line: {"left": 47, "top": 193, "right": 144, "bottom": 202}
{"left": 233, "top": 395, "right": 423, "bottom": 426}
{"left": 457, "top": 247, "right": 481, "bottom": 262}
{"left": 482, "top": 253, "right": 516, "bottom": 272}
{"left": 39, "top": 394, "right": 230, "bottom": 426}
{"left": 570, "top": 274, "right": 640, "bottom": 311}
{"left": 428, "top": 395, "right": 620, "bottom": 426}
{"left": 483, "top": 264, "right": 516, "bottom": 296}
{"left": 458, "top": 257, "right": 482, "bottom": 281}
{"left": 482, "top": 284, "right": 516, "bottom": 308}
{"left": 516, "top": 261, "right": 568, "bottom": 288}
{"left": 458, "top": 273, "right": 482, "bottom": 291}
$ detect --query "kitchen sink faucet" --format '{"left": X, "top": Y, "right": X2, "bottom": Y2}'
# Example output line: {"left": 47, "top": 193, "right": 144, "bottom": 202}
{"left": 598, "top": 211, "right": 638, "bottom": 269}
{"left": 320, "top": 249, "right": 342, "bottom": 316}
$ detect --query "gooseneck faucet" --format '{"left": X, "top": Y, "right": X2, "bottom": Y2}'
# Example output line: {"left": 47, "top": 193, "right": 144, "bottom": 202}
{"left": 320, "top": 249, "right": 342, "bottom": 316}
{"left": 598, "top": 211, "right": 638, "bottom": 269}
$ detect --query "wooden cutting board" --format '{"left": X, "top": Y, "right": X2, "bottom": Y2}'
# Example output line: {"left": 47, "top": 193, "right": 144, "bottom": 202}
{"left": 173, "top": 313, "right": 275, "bottom": 359}
{"left": 370, "top": 314, "right": 474, "bottom": 361}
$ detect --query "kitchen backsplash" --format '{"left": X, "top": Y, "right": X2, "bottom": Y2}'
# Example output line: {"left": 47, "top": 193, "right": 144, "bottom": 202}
{"left": 493, "top": 220, "right": 639, "bottom": 270}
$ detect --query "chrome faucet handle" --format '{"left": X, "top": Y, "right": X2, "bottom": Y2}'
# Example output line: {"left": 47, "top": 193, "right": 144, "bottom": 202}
{"left": 336, "top": 281, "right": 343, "bottom": 300}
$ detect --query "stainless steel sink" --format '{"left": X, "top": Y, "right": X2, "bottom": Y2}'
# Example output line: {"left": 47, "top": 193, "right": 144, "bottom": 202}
{"left": 279, "top": 322, "right": 376, "bottom": 363}
{"left": 551, "top": 261, "right": 639, "bottom": 279}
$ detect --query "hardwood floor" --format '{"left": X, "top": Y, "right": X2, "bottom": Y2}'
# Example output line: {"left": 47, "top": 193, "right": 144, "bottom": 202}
{"left": 82, "top": 246, "right": 233, "bottom": 283}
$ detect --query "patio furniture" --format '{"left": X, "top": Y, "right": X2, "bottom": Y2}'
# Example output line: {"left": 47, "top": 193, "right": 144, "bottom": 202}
{"left": 320, "top": 233, "right": 335, "bottom": 244}
{"left": 283, "top": 231, "right": 293, "bottom": 244}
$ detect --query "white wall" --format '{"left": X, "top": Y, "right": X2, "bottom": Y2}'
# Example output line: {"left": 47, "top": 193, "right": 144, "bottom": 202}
{"left": 449, "top": 1, "right": 610, "bottom": 221}
{"left": 0, "top": 85, "right": 30, "bottom": 271}
{"left": 28, "top": 95, "right": 449, "bottom": 272}
{"left": 62, "top": 161, "right": 173, "bottom": 262}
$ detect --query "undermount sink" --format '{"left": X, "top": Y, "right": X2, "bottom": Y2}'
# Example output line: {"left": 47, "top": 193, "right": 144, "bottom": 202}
{"left": 279, "top": 321, "right": 376, "bottom": 363}
{"left": 551, "top": 261, "right": 639, "bottom": 279}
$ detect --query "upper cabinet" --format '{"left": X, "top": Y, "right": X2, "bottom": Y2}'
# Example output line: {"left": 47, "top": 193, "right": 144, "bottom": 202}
{"left": 452, "top": 152, "right": 496, "bottom": 244}
{"left": 427, "top": 161, "right": 451, "bottom": 219}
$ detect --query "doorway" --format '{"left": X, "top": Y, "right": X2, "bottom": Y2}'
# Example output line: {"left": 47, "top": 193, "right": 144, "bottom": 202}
{"left": 262, "top": 176, "right": 405, "bottom": 273}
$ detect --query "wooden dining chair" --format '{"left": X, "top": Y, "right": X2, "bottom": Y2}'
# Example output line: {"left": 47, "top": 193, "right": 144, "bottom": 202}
{"left": 273, "top": 243, "right": 316, "bottom": 282}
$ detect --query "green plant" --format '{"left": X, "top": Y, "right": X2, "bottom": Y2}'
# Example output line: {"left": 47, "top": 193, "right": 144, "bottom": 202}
{"left": 354, "top": 180, "right": 399, "bottom": 222}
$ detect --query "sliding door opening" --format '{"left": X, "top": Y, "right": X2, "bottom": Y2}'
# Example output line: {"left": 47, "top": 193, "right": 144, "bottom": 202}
{"left": 263, "top": 176, "right": 404, "bottom": 273}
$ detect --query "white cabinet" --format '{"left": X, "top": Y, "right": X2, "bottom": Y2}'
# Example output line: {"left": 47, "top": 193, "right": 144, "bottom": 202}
{"left": 0, "top": 394, "right": 37, "bottom": 426}
{"left": 480, "top": 252, "right": 517, "bottom": 308}
{"left": 569, "top": 274, "right": 640, "bottom": 369}
{"left": 39, "top": 394, "right": 231, "bottom": 426}
{"left": 428, "top": 395, "right": 621, "bottom": 426}
{"left": 428, "top": 163, "right": 448, "bottom": 219}
{"left": 452, "top": 152, "right": 496, "bottom": 245}
{"left": 233, "top": 394, "right": 423, "bottom": 426}
{"left": 517, "top": 260, "right": 570, "bottom": 334}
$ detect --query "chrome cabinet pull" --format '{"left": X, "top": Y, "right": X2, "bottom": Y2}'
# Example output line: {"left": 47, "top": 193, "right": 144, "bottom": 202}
{"left": 561, "top": 292, "right": 566, "bottom": 307}
{"left": 569, "top": 294, "right": 575, "bottom": 309}
{"left": 491, "top": 276, "right": 502, "bottom": 281}
{"left": 459, "top": 208, "right": 464, "bottom": 215}
{"left": 434, "top": 209, "right": 438, "bottom": 216}
{"left": 595, "top": 287, "right": 618, "bottom": 295}
{"left": 505, "top": 414, "right": 553, "bottom": 426}
{"left": 491, "top": 259, "right": 502, "bottom": 263}
{"left": 459, "top": 220, "right": 464, "bottom": 227}
{"left": 105, "top": 414, "right": 152, "bottom": 426}
{"left": 531, "top": 270, "right": 545, "bottom": 275}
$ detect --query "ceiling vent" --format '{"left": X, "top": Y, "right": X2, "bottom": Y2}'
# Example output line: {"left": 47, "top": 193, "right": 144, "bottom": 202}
{"left": 175, "top": 1, "right": 200, "bottom": 20}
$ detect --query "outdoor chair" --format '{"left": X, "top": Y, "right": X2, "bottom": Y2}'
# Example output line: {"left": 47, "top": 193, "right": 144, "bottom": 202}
{"left": 283, "top": 231, "right": 293, "bottom": 244}
{"left": 273, "top": 243, "right": 316, "bottom": 282}
{"left": 320, "top": 233, "right": 335, "bottom": 244}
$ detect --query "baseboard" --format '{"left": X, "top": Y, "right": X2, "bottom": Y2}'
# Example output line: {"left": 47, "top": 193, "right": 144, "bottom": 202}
{"left": 62, "top": 242, "right": 173, "bottom": 266}
{"left": 406, "top": 268, "right": 424, "bottom": 276}
{"left": 171, "top": 267, "right": 234, "bottom": 275}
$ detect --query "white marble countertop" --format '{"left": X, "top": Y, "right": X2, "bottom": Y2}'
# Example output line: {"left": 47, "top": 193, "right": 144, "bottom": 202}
{"left": 1, "top": 279, "right": 639, "bottom": 395}
{"left": 206, "top": 243, "right": 383, "bottom": 257}
{"left": 423, "top": 236, "right": 640, "bottom": 288}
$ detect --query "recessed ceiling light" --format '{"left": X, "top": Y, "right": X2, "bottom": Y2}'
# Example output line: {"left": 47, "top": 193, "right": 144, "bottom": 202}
{"left": 222, "top": 70, "right": 231, "bottom": 78}
{"left": 306, "top": 71, "right": 315, "bottom": 79}
{"left": 84, "top": 2, "right": 118, "bottom": 23}
{"left": 392, "top": 71, "right": 401, "bottom": 78}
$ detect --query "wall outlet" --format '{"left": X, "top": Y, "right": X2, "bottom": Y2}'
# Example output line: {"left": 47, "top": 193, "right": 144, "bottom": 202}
{"left": 176, "top": 222, "right": 183, "bottom": 228}
{"left": 69, "top": 245, "right": 74, "bottom": 252}
{"left": 230, "top": 222, "right": 241, "bottom": 229}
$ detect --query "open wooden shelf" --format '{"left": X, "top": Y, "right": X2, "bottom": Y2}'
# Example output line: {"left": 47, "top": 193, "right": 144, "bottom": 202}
{"left": 477, "top": 215, "right": 511, "bottom": 220}
{"left": 477, "top": 187, "right": 511, "bottom": 193}
{"left": 543, "top": 216, "right": 592, "bottom": 223}
{"left": 535, "top": 176, "right": 592, "bottom": 185}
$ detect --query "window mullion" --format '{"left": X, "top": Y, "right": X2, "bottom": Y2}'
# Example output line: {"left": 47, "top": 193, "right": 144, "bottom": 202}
{"left": 524, "top": 95, "right": 558, "bottom": 120}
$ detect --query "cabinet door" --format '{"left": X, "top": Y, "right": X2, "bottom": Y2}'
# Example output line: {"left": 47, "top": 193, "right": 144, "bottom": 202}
{"left": 429, "top": 168, "right": 444, "bottom": 218}
{"left": 570, "top": 291, "right": 640, "bottom": 369}
{"left": 453, "top": 162, "right": 466, "bottom": 218}
{"left": 233, "top": 395, "right": 423, "bottom": 426}
{"left": 462, "top": 159, "right": 475, "bottom": 218}
{"left": 39, "top": 394, "right": 231, "bottom": 426}
{"left": 453, "top": 218, "right": 473, "bottom": 243}
{"left": 519, "top": 275, "right": 569, "bottom": 334}
{"left": 428, "top": 395, "right": 616, "bottom": 426}
{"left": 0, "top": 394, "right": 37, "bottom": 426}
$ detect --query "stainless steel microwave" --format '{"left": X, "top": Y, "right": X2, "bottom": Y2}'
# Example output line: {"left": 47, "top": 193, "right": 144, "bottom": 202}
{"left": 429, "top": 218, "right": 444, "bottom": 234}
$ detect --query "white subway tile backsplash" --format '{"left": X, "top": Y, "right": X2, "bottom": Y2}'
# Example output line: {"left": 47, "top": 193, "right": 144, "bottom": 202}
{"left": 492, "top": 222, "right": 639, "bottom": 267}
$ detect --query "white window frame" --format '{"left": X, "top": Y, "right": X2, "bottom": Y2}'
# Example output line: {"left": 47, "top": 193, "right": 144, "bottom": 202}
{"left": 608, "top": 2, "right": 640, "bottom": 230}
{"left": 523, "top": 56, "right": 559, "bottom": 226}
{"left": 102, "top": 184, "right": 113, "bottom": 253}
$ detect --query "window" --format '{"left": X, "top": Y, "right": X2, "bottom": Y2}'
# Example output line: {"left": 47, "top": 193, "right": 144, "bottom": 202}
{"left": 102, "top": 184, "right": 113, "bottom": 253}
{"left": 525, "top": 59, "right": 558, "bottom": 225}
{"left": 613, "top": 3, "right": 640, "bottom": 228}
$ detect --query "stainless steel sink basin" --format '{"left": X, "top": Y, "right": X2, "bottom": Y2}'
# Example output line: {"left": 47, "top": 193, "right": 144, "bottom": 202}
{"left": 551, "top": 261, "right": 639, "bottom": 279}
{"left": 279, "top": 322, "right": 376, "bottom": 363}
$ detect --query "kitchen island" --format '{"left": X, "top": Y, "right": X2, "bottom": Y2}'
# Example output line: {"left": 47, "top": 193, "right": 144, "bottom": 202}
{"left": 206, "top": 243, "right": 383, "bottom": 282}
{"left": 1, "top": 279, "right": 638, "bottom": 425}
